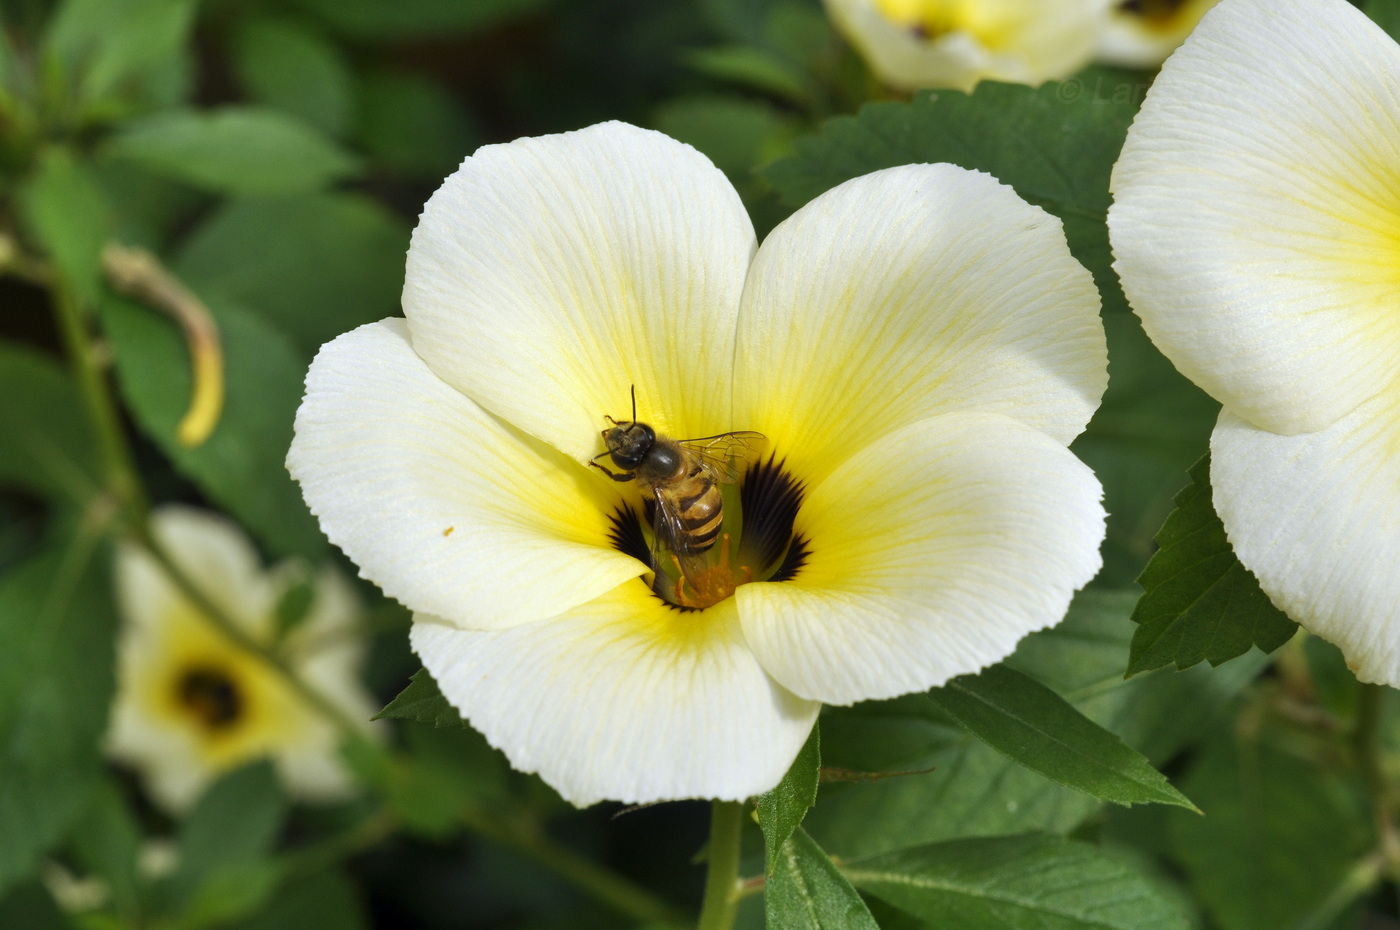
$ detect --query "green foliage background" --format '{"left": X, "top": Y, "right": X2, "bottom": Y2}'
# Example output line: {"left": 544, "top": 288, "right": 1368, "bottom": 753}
{"left": 2, "top": 0, "right": 1399, "bottom": 928}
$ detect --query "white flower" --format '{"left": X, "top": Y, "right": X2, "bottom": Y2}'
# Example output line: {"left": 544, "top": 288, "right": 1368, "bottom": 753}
{"left": 1109, "top": 0, "right": 1400, "bottom": 683}
{"left": 287, "top": 121, "right": 1108, "bottom": 807}
{"left": 1096, "top": 0, "right": 1222, "bottom": 69}
{"left": 106, "top": 506, "right": 378, "bottom": 812}
{"left": 822, "top": 0, "right": 1105, "bottom": 91}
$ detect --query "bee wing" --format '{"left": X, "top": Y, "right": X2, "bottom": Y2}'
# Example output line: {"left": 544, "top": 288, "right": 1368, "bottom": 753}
{"left": 647, "top": 484, "right": 711, "bottom": 592}
{"left": 678, "top": 430, "right": 768, "bottom": 483}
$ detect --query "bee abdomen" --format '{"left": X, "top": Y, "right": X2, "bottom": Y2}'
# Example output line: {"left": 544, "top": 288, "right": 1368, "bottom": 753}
{"left": 678, "top": 479, "right": 723, "bottom": 551}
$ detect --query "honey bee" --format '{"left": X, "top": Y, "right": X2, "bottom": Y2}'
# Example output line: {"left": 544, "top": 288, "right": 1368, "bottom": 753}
{"left": 589, "top": 390, "right": 764, "bottom": 604}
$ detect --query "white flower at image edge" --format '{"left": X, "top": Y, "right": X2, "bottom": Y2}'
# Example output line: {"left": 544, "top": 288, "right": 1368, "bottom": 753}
{"left": 106, "top": 506, "right": 379, "bottom": 812}
{"left": 1109, "top": 0, "right": 1400, "bottom": 683}
{"left": 821, "top": 0, "right": 1104, "bottom": 91}
{"left": 287, "top": 121, "right": 1108, "bottom": 807}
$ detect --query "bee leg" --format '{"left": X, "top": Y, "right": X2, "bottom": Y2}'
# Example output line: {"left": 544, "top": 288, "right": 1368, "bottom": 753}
{"left": 671, "top": 557, "right": 698, "bottom": 609}
{"left": 588, "top": 461, "right": 636, "bottom": 482}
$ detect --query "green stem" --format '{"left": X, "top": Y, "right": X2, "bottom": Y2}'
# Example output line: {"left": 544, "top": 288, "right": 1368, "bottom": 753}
{"left": 289, "top": 809, "right": 400, "bottom": 877}
{"left": 697, "top": 801, "right": 745, "bottom": 930}
{"left": 51, "top": 277, "right": 147, "bottom": 523}
{"left": 463, "top": 807, "right": 688, "bottom": 927}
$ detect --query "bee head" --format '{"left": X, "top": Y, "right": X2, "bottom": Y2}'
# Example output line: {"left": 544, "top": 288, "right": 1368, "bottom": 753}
{"left": 603, "top": 421, "right": 655, "bottom": 470}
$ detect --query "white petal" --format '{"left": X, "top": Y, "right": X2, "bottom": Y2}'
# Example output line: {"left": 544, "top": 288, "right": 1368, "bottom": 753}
{"left": 106, "top": 695, "right": 210, "bottom": 812}
{"left": 288, "top": 319, "right": 643, "bottom": 630}
{"left": 1110, "top": 0, "right": 1400, "bottom": 435}
{"left": 1211, "top": 394, "right": 1400, "bottom": 687}
{"left": 737, "top": 412, "right": 1104, "bottom": 705}
{"left": 411, "top": 582, "right": 820, "bottom": 807}
{"left": 822, "top": 0, "right": 1102, "bottom": 91}
{"left": 275, "top": 721, "right": 359, "bottom": 803}
{"left": 732, "top": 164, "right": 1105, "bottom": 487}
{"left": 118, "top": 506, "right": 276, "bottom": 639}
{"left": 403, "top": 122, "right": 756, "bottom": 461}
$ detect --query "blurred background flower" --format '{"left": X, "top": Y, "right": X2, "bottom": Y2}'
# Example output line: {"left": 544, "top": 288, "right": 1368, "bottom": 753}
{"left": 1096, "top": 0, "right": 1222, "bottom": 68}
{"left": 106, "top": 506, "right": 377, "bottom": 812}
{"left": 821, "top": 0, "right": 1105, "bottom": 90}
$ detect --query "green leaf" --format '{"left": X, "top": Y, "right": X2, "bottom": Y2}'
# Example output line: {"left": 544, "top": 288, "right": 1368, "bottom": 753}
{"left": 757, "top": 724, "right": 820, "bottom": 876}
{"left": 1128, "top": 455, "right": 1297, "bottom": 675}
{"left": 1071, "top": 312, "right": 1219, "bottom": 588}
{"left": 97, "top": 292, "right": 326, "bottom": 558}
{"left": 371, "top": 678, "right": 512, "bottom": 834}
{"left": 91, "top": 154, "right": 205, "bottom": 252}
{"left": 0, "top": 524, "right": 116, "bottom": 898}
{"left": 1005, "top": 590, "right": 1264, "bottom": 766}
{"left": 43, "top": 0, "right": 196, "bottom": 111}
{"left": 226, "top": 869, "right": 366, "bottom": 930}
{"left": 927, "top": 664, "right": 1195, "bottom": 811}
{"left": 179, "top": 859, "right": 282, "bottom": 930}
{"left": 290, "top": 0, "right": 549, "bottom": 41}
{"left": 173, "top": 761, "right": 285, "bottom": 907}
{"left": 1170, "top": 734, "right": 1372, "bottom": 930}
{"left": 1366, "top": 0, "right": 1400, "bottom": 42}
{"left": 172, "top": 193, "right": 409, "bottom": 353}
{"left": 763, "top": 81, "right": 1138, "bottom": 315}
{"left": 807, "top": 590, "right": 1262, "bottom": 858}
{"left": 0, "top": 882, "right": 68, "bottom": 930}
{"left": 68, "top": 779, "right": 143, "bottom": 921}
{"left": 19, "top": 147, "right": 112, "bottom": 302}
{"left": 102, "top": 107, "right": 361, "bottom": 195}
{"left": 355, "top": 71, "right": 481, "bottom": 179}
{"left": 812, "top": 693, "right": 1102, "bottom": 860}
{"left": 273, "top": 576, "right": 317, "bottom": 639}
{"left": 392, "top": 724, "right": 512, "bottom": 837}
{"left": 651, "top": 94, "right": 796, "bottom": 181}
{"left": 232, "top": 17, "right": 354, "bottom": 139}
{"left": 374, "top": 668, "right": 464, "bottom": 728}
{"left": 687, "top": 45, "right": 808, "bottom": 103}
{"left": 766, "top": 829, "right": 880, "bottom": 930}
{"left": 846, "top": 833, "right": 1191, "bottom": 930}
{"left": 0, "top": 342, "right": 102, "bottom": 503}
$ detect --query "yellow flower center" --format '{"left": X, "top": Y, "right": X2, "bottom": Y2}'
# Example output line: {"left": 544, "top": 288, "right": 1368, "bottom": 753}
{"left": 1117, "top": 0, "right": 1191, "bottom": 28}
{"left": 871, "top": 0, "right": 1014, "bottom": 48}
{"left": 175, "top": 665, "right": 244, "bottom": 731}
{"left": 607, "top": 456, "right": 808, "bottom": 611}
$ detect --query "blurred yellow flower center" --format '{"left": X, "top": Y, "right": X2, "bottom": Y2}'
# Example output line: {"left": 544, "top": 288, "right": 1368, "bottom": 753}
{"left": 175, "top": 665, "right": 243, "bottom": 730}
{"left": 872, "top": 0, "right": 1011, "bottom": 46}
{"left": 1117, "top": 0, "right": 1191, "bottom": 27}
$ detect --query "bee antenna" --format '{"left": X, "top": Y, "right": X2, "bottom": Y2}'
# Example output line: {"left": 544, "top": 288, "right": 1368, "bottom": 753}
{"left": 629, "top": 384, "right": 637, "bottom": 427}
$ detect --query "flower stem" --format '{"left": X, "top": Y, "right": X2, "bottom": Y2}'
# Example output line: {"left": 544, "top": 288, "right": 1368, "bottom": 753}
{"left": 697, "top": 801, "right": 745, "bottom": 930}
{"left": 51, "top": 277, "right": 148, "bottom": 522}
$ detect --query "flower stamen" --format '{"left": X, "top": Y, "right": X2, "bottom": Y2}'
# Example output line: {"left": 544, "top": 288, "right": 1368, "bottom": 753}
{"left": 607, "top": 456, "right": 806, "bottom": 611}
{"left": 673, "top": 534, "right": 754, "bottom": 609}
